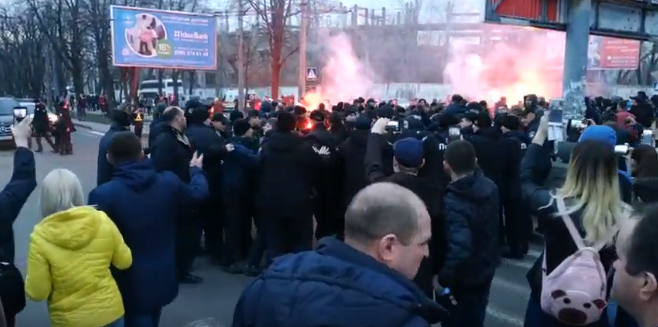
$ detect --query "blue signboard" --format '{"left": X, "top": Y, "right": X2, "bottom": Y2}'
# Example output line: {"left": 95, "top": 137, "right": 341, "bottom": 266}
{"left": 110, "top": 5, "right": 217, "bottom": 70}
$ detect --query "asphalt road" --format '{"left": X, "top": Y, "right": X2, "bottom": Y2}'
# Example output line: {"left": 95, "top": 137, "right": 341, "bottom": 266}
{"left": 1, "top": 129, "right": 540, "bottom": 327}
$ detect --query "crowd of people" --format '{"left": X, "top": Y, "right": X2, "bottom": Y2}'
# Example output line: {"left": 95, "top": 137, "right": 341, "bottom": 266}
{"left": 0, "top": 91, "right": 657, "bottom": 327}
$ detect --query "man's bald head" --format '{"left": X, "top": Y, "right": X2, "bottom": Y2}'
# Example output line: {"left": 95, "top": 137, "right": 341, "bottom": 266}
{"left": 164, "top": 106, "right": 182, "bottom": 114}
{"left": 345, "top": 182, "right": 425, "bottom": 246}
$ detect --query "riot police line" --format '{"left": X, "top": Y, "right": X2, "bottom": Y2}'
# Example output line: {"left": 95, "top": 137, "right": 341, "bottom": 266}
{"left": 91, "top": 93, "right": 658, "bottom": 327}
{"left": 0, "top": 92, "right": 655, "bottom": 327}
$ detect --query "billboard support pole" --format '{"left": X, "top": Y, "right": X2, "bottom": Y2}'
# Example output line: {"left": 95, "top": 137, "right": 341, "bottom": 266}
{"left": 561, "top": 0, "right": 590, "bottom": 118}
{"left": 130, "top": 67, "right": 141, "bottom": 105}
{"left": 237, "top": 0, "right": 246, "bottom": 114}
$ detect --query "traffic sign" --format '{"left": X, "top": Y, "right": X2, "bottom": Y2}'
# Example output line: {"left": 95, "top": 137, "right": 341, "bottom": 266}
{"left": 306, "top": 67, "right": 318, "bottom": 81}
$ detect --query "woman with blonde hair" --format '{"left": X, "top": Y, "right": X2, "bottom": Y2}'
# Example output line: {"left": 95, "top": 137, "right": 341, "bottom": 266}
{"left": 521, "top": 116, "right": 632, "bottom": 327}
{"left": 25, "top": 169, "right": 132, "bottom": 327}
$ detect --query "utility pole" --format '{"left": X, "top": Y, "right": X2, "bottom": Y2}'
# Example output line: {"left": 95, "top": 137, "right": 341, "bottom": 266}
{"left": 298, "top": 1, "right": 308, "bottom": 100}
{"left": 237, "top": 0, "right": 246, "bottom": 114}
{"left": 214, "top": 11, "right": 226, "bottom": 98}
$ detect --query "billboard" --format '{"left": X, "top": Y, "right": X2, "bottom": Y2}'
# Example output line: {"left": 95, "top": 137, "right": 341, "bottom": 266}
{"left": 110, "top": 6, "right": 217, "bottom": 70}
{"left": 587, "top": 36, "right": 641, "bottom": 70}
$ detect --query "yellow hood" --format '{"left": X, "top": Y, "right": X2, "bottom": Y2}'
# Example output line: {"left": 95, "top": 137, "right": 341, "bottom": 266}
{"left": 34, "top": 206, "right": 103, "bottom": 250}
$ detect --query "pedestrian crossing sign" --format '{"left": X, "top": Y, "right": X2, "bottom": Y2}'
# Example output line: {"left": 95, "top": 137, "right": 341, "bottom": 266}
{"left": 306, "top": 67, "right": 318, "bottom": 81}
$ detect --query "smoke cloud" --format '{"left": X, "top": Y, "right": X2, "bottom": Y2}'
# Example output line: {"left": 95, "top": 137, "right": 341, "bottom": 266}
{"left": 306, "top": 15, "right": 567, "bottom": 108}
{"left": 444, "top": 27, "right": 563, "bottom": 106}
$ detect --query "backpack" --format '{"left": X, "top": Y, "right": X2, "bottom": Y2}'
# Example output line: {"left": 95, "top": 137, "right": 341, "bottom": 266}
{"left": 540, "top": 197, "right": 608, "bottom": 326}
{"left": 0, "top": 251, "right": 25, "bottom": 316}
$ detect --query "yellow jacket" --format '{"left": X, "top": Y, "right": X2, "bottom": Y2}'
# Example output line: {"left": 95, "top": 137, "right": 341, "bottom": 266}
{"left": 25, "top": 206, "right": 132, "bottom": 327}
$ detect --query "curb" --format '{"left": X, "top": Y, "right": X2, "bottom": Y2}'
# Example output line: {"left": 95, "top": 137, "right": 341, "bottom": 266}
{"left": 73, "top": 122, "right": 150, "bottom": 136}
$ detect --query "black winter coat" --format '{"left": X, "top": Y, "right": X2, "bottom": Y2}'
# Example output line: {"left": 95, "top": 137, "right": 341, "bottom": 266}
{"left": 439, "top": 171, "right": 500, "bottom": 290}
{"left": 365, "top": 133, "right": 446, "bottom": 297}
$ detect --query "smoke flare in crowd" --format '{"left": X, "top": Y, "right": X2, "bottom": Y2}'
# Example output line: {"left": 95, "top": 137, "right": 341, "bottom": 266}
{"left": 444, "top": 27, "right": 563, "bottom": 106}
{"left": 302, "top": 32, "right": 376, "bottom": 110}
{"left": 301, "top": 24, "right": 567, "bottom": 109}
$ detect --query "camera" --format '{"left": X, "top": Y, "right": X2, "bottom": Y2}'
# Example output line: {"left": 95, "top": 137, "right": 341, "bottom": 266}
{"left": 385, "top": 120, "right": 400, "bottom": 132}
{"left": 614, "top": 144, "right": 630, "bottom": 155}
{"left": 13, "top": 107, "right": 27, "bottom": 123}
{"left": 568, "top": 119, "right": 587, "bottom": 130}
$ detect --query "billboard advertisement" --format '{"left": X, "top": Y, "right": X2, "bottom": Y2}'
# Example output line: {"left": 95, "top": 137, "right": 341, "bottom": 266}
{"left": 587, "top": 36, "right": 641, "bottom": 70}
{"left": 110, "top": 6, "right": 217, "bottom": 70}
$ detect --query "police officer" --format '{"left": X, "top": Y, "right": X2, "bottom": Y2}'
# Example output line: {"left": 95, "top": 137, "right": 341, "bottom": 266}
{"left": 32, "top": 102, "right": 56, "bottom": 153}
{"left": 257, "top": 111, "right": 329, "bottom": 263}
{"left": 466, "top": 110, "right": 506, "bottom": 244}
{"left": 500, "top": 114, "right": 530, "bottom": 258}
{"left": 306, "top": 109, "right": 340, "bottom": 239}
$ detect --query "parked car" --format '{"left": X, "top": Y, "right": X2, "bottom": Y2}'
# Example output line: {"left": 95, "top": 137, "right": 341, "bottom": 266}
{"left": 0, "top": 97, "right": 20, "bottom": 147}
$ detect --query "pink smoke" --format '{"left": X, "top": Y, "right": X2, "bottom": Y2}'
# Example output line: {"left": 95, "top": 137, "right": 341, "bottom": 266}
{"left": 444, "top": 26, "right": 563, "bottom": 106}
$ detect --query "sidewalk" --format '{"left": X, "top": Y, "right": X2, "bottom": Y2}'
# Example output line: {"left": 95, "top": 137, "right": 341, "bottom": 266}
{"left": 73, "top": 119, "right": 150, "bottom": 135}
{"left": 85, "top": 110, "right": 154, "bottom": 122}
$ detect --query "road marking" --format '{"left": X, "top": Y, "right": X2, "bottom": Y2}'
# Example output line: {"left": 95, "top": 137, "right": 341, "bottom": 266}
{"left": 487, "top": 305, "right": 524, "bottom": 326}
{"left": 87, "top": 131, "right": 104, "bottom": 137}
{"left": 493, "top": 276, "right": 530, "bottom": 298}
{"left": 181, "top": 318, "right": 224, "bottom": 326}
{"left": 499, "top": 248, "right": 541, "bottom": 270}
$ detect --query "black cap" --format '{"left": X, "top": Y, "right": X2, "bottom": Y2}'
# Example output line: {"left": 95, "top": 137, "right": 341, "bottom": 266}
{"left": 247, "top": 109, "right": 259, "bottom": 118}
{"left": 354, "top": 116, "right": 371, "bottom": 130}
{"left": 211, "top": 112, "right": 228, "bottom": 124}
{"left": 310, "top": 110, "right": 325, "bottom": 122}
{"left": 233, "top": 119, "right": 252, "bottom": 136}
{"left": 377, "top": 105, "right": 395, "bottom": 119}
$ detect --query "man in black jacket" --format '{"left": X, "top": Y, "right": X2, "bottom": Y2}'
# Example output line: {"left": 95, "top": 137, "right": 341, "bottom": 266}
{"left": 439, "top": 140, "right": 500, "bottom": 327}
{"left": 337, "top": 116, "right": 370, "bottom": 223}
{"left": 365, "top": 117, "right": 446, "bottom": 298}
{"left": 185, "top": 108, "right": 227, "bottom": 265}
{"left": 500, "top": 114, "right": 530, "bottom": 259}
{"left": 97, "top": 109, "right": 132, "bottom": 186}
{"left": 306, "top": 110, "right": 340, "bottom": 239}
{"left": 257, "top": 111, "right": 328, "bottom": 262}
{"left": 151, "top": 106, "right": 208, "bottom": 284}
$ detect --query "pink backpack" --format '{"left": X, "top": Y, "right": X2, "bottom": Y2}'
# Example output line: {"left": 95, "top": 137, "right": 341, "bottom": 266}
{"left": 540, "top": 197, "right": 608, "bottom": 326}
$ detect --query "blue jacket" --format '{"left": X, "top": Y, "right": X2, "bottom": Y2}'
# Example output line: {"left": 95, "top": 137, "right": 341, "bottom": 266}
{"left": 0, "top": 147, "right": 36, "bottom": 261}
{"left": 88, "top": 160, "right": 208, "bottom": 315}
{"left": 232, "top": 237, "right": 447, "bottom": 327}
{"left": 222, "top": 137, "right": 259, "bottom": 189}
{"left": 442, "top": 103, "right": 466, "bottom": 117}
{"left": 97, "top": 123, "right": 130, "bottom": 187}
{"left": 440, "top": 170, "right": 500, "bottom": 289}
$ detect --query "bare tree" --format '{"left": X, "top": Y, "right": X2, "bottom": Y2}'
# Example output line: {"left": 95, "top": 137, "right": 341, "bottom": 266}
{"left": 247, "top": 0, "right": 300, "bottom": 99}
{"left": 0, "top": 8, "right": 47, "bottom": 97}
{"left": 27, "top": 0, "right": 86, "bottom": 106}
{"left": 220, "top": 22, "right": 266, "bottom": 90}
{"left": 83, "top": 0, "right": 119, "bottom": 108}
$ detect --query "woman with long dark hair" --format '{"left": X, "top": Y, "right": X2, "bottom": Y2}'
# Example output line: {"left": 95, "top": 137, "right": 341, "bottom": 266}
{"left": 631, "top": 144, "right": 658, "bottom": 203}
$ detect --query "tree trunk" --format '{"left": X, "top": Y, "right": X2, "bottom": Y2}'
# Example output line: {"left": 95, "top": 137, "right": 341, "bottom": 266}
{"left": 172, "top": 69, "right": 180, "bottom": 104}
{"left": 271, "top": 61, "right": 281, "bottom": 99}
